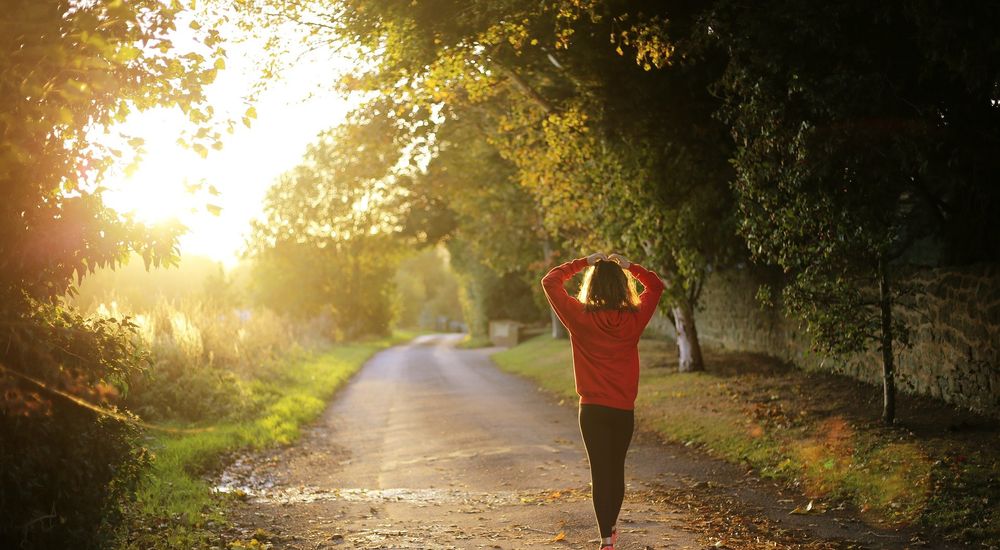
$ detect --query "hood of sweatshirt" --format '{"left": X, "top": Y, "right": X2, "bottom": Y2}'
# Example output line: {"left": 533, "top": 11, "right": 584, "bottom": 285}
{"left": 590, "top": 309, "right": 636, "bottom": 338}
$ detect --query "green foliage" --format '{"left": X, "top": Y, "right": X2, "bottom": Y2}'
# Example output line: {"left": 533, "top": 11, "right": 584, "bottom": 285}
{"left": 2, "top": 0, "right": 225, "bottom": 300}
{"left": 0, "top": 1, "right": 227, "bottom": 543}
{"left": 72, "top": 258, "right": 312, "bottom": 425}
{"left": 1, "top": 403, "right": 150, "bottom": 548}
{"left": 448, "top": 240, "right": 547, "bottom": 337}
{"left": 243, "top": 0, "right": 744, "bottom": 362}
{"left": 706, "top": 1, "right": 1000, "bottom": 388}
{"left": 394, "top": 246, "right": 464, "bottom": 329}
{"left": 1, "top": 296, "right": 151, "bottom": 547}
{"left": 246, "top": 123, "right": 403, "bottom": 338}
{"left": 416, "top": 110, "right": 544, "bottom": 274}
{"left": 321, "top": 0, "right": 741, "bottom": 304}
{"left": 408, "top": 109, "right": 550, "bottom": 335}
{"left": 123, "top": 299, "right": 301, "bottom": 423}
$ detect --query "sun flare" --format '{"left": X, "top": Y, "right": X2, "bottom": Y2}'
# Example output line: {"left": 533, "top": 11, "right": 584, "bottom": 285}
{"left": 106, "top": 155, "right": 208, "bottom": 225}
{"left": 98, "top": 47, "right": 355, "bottom": 267}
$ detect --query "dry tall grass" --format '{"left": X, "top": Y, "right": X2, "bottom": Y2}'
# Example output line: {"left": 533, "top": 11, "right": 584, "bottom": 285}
{"left": 94, "top": 297, "right": 331, "bottom": 422}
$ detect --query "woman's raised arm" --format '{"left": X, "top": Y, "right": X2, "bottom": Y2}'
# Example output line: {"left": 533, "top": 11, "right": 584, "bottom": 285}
{"left": 541, "top": 253, "right": 604, "bottom": 331}
{"left": 626, "top": 261, "right": 666, "bottom": 327}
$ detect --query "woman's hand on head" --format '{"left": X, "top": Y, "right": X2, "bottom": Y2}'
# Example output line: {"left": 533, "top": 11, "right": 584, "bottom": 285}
{"left": 608, "top": 253, "right": 631, "bottom": 269}
{"left": 586, "top": 252, "right": 608, "bottom": 265}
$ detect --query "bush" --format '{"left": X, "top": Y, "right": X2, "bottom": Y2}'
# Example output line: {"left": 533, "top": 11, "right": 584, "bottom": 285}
{"left": 1, "top": 294, "right": 151, "bottom": 549}
{"left": 0, "top": 404, "right": 149, "bottom": 549}
{"left": 0, "top": 289, "right": 331, "bottom": 547}
{"left": 120, "top": 297, "right": 319, "bottom": 423}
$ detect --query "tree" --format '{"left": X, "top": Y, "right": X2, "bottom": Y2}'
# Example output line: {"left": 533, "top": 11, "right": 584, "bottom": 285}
{"left": 394, "top": 246, "right": 464, "bottom": 330}
{"left": 708, "top": 0, "right": 1000, "bottom": 423}
{"left": 0, "top": 0, "right": 224, "bottom": 545}
{"left": 245, "top": 118, "right": 404, "bottom": 338}
{"left": 482, "top": 2, "right": 741, "bottom": 367}
{"left": 411, "top": 108, "right": 554, "bottom": 336}
{"left": 258, "top": 0, "right": 742, "bottom": 369}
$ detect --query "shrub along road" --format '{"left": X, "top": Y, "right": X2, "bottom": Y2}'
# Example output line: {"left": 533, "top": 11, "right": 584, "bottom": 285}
{"left": 223, "top": 334, "right": 961, "bottom": 549}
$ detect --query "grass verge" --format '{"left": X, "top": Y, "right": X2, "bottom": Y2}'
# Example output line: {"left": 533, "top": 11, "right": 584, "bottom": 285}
{"left": 492, "top": 335, "right": 1000, "bottom": 546}
{"left": 455, "top": 334, "right": 495, "bottom": 349}
{"left": 118, "top": 332, "right": 417, "bottom": 549}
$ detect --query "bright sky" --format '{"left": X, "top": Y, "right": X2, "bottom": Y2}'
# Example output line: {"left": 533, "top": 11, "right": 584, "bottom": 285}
{"left": 102, "top": 17, "right": 357, "bottom": 269}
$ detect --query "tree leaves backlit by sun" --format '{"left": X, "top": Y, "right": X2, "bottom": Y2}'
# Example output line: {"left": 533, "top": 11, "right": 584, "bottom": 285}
{"left": 244, "top": 117, "right": 407, "bottom": 337}
{"left": 247, "top": 0, "right": 741, "bottom": 370}
{"left": 0, "top": 1, "right": 231, "bottom": 545}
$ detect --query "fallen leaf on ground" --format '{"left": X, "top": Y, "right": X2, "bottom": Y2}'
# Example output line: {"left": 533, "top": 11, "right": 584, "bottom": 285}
{"left": 789, "top": 500, "right": 822, "bottom": 514}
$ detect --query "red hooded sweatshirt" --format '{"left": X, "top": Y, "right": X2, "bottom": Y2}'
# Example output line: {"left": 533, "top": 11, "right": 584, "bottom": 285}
{"left": 541, "top": 257, "right": 665, "bottom": 411}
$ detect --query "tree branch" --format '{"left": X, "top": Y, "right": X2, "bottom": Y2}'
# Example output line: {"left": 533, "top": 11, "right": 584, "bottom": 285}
{"left": 491, "top": 60, "right": 555, "bottom": 115}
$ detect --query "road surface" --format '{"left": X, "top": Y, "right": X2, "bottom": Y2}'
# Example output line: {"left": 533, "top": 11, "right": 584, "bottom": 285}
{"left": 221, "top": 334, "right": 940, "bottom": 549}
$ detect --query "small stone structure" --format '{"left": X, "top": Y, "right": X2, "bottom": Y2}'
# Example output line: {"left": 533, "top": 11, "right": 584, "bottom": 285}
{"left": 649, "top": 264, "right": 1000, "bottom": 417}
{"left": 489, "top": 320, "right": 549, "bottom": 347}
{"left": 489, "top": 320, "right": 522, "bottom": 347}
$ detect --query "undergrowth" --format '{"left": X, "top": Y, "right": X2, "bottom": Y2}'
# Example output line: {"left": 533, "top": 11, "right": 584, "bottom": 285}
{"left": 455, "top": 334, "right": 495, "bottom": 349}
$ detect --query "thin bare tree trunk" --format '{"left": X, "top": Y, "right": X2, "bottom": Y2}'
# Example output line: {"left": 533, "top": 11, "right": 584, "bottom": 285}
{"left": 672, "top": 301, "right": 704, "bottom": 372}
{"left": 550, "top": 309, "right": 568, "bottom": 339}
{"left": 542, "top": 236, "right": 568, "bottom": 339}
{"left": 878, "top": 257, "right": 896, "bottom": 424}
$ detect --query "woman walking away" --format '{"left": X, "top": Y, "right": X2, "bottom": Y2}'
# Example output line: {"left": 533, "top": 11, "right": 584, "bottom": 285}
{"left": 541, "top": 252, "right": 665, "bottom": 550}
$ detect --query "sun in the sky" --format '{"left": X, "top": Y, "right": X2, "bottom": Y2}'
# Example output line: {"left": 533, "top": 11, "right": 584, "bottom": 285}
{"left": 98, "top": 36, "right": 356, "bottom": 268}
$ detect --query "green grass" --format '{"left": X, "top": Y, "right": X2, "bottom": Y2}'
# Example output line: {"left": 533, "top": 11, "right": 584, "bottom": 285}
{"left": 455, "top": 334, "right": 495, "bottom": 349}
{"left": 492, "top": 335, "right": 1000, "bottom": 545}
{"left": 120, "top": 332, "right": 416, "bottom": 549}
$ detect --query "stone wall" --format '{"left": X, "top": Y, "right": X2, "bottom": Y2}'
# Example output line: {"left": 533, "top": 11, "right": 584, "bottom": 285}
{"left": 649, "top": 264, "right": 1000, "bottom": 417}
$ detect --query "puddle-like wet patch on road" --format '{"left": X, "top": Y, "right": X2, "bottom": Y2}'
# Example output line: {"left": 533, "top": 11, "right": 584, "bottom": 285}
{"left": 234, "top": 486, "right": 517, "bottom": 506}
{"left": 218, "top": 482, "right": 593, "bottom": 507}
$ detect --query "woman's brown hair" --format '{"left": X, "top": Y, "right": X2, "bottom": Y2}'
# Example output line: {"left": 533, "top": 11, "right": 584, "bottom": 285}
{"left": 576, "top": 260, "right": 641, "bottom": 312}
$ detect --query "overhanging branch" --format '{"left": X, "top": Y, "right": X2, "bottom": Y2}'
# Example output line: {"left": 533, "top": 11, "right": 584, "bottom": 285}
{"left": 491, "top": 60, "right": 555, "bottom": 115}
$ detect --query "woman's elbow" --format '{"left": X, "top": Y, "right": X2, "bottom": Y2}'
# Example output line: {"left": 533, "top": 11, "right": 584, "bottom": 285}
{"left": 541, "top": 283, "right": 558, "bottom": 301}
{"left": 541, "top": 276, "right": 561, "bottom": 291}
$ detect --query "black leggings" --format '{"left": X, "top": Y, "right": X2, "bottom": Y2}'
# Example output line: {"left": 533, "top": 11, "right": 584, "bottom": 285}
{"left": 579, "top": 404, "right": 635, "bottom": 538}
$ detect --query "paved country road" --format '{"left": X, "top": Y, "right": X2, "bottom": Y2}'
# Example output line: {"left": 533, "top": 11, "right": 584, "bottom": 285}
{"left": 221, "top": 334, "right": 951, "bottom": 549}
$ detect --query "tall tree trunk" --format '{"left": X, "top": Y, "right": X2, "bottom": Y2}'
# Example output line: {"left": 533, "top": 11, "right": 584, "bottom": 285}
{"left": 672, "top": 300, "right": 704, "bottom": 372}
{"left": 542, "top": 235, "right": 568, "bottom": 339}
{"left": 878, "top": 257, "right": 896, "bottom": 424}
{"left": 642, "top": 243, "right": 703, "bottom": 370}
